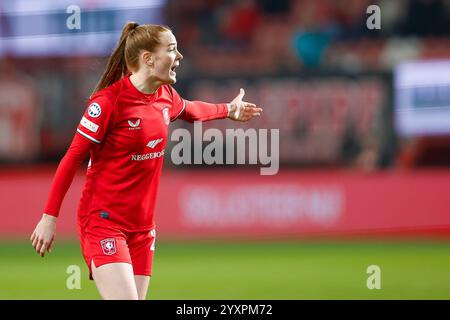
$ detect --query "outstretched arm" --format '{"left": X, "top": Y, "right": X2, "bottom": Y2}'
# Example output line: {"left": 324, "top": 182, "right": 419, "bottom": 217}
{"left": 178, "top": 100, "right": 229, "bottom": 122}
{"left": 30, "top": 133, "right": 92, "bottom": 257}
{"left": 172, "top": 87, "right": 262, "bottom": 122}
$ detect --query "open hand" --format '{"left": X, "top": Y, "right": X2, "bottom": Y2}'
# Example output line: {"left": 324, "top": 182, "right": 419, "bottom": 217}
{"left": 228, "top": 88, "right": 262, "bottom": 121}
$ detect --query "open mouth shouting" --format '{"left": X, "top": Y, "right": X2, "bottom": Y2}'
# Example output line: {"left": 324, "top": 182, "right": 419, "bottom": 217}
{"left": 170, "top": 63, "right": 179, "bottom": 76}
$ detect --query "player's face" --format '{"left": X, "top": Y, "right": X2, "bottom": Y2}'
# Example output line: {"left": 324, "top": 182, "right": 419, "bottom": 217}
{"left": 151, "top": 31, "right": 183, "bottom": 84}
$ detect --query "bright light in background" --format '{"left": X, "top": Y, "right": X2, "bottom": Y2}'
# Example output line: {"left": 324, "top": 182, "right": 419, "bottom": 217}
{"left": 395, "top": 60, "right": 450, "bottom": 137}
{"left": 0, "top": 0, "right": 166, "bottom": 56}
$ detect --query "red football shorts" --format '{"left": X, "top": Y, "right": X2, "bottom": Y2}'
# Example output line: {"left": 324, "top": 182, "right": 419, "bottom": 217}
{"left": 78, "top": 220, "right": 156, "bottom": 280}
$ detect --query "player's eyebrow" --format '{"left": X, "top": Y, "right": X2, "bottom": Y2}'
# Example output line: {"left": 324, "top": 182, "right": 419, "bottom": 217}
{"left": 168, "top": 42, "right": 177, "bottom": 46}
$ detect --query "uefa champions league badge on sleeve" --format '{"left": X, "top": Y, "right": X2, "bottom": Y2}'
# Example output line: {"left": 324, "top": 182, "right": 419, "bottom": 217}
{"left": 88, "top": 102, "right": 102, "bottom": 118}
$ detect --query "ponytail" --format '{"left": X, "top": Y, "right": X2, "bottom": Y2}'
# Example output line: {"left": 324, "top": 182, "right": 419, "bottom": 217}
{"left": 92, "top": 22, "right": 139, "bottom": 95}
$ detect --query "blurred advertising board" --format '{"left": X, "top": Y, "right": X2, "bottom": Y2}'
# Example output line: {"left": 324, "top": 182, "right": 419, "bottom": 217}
{"left": 395, "top": 59, "right": 450, "bottom": 137}
{"left": 0, "top": 64, "right": 40, "bottom": 161}
{"left": 1, "top": 169, "right": 450, "bottom": 239}
{"left": 175, "top": 72, "right": 392, "bottom": 167}
{"left": 0, "top": 0, "right": 165, "bottom": 56}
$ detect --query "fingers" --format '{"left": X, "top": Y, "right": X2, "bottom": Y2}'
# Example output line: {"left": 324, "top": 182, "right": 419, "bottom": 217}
{"left": 33, "top": 237, "right": 49, "bottom": 257}
{"left": 47, "top": 237, "right": 54, "bottom": 253}
{"left": 32, "top": 234, "right": 39, "bottom": 249}
{"left": 232, "top": 109, "right": 261, "bottom": 121}
{"left": 228, "top": 95, "right": 262, "bottom": 121}
{"left": 40, "top": 242, "right": 48, "bottom": 257}
{"left": 33, "top": 238, "right": 54, "bottom": 257}
{"left": 241, "top": 101, "right": 262, "bottom": 113}
{"left": 35, "top": 238, "right": 43, "bottom": 254}
{"left": 242, "top": 102, "right": 257, "bottom": 108}
{"left": 38, "top": 239, "right": 50, "bottom": 257}
{"left": 242, "top": 105, "right": 262, "bottom": 119}
{"left": 245, "top": 106, "right": 262, "bottom": 113}
{"left": 30, "top": 232, "right": 40, "bottom": 255}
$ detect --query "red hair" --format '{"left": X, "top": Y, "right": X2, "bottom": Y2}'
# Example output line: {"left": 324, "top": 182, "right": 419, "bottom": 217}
{"left": 93, "top": 22, "right": 171, "bottom": 94}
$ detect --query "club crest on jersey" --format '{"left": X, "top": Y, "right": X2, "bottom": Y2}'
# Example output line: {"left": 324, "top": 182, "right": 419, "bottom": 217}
{"left": 88, "top": 103, "right": 101, "bottom": 118}
{"left": 128, "top": 119, "right": 141, "bottom": 130}
{"left": 100, "top": 238, "right": 116, "bottom": 255}
{"left": 162, "top": 108, "right": 170, "bottom": 125}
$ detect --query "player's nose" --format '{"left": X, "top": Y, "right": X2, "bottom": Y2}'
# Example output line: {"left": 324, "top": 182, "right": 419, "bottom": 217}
{"left": 176, "top": 50, "right": 183, "bottom": 60}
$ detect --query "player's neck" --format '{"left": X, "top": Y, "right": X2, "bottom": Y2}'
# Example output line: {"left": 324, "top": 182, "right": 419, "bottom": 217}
{"left": 129, "top": 71, "right": 161, "bottom": 95}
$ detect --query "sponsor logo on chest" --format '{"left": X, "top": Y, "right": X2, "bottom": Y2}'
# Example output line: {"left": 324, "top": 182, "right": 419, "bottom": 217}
{"left": 131, "top": 150, "right": 165, "bottom": 161}
{"left": 147, "top": 138, "right": 164, "bottom": 149}
{"left": 131, "top": 138, "right": 165, "bottom": 161}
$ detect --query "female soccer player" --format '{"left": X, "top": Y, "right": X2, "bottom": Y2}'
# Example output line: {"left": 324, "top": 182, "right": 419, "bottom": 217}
{"left": 30, "top": 22, "right": 262, "bottom": 300}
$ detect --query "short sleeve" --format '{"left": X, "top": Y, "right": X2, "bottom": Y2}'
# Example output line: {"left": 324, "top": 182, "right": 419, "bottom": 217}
{"left": 76, "top": 93, "right": 116, "bottom": 144}
{"left": 168, "top": 85, "right": 186, "bottom": 122}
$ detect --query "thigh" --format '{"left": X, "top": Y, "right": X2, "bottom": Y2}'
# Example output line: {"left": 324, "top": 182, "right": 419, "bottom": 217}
{"left": 92, "top": 261, "right": 138, "bottom": 300}
{"left": 134, "top": 275, "right": 151, "bottom": 300}
{"left": 128, "top": 229, "right": 156, "bottom": 299}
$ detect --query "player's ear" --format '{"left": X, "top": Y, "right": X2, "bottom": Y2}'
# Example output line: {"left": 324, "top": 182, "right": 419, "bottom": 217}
{"left": 142, "top": 51, "right": 154, "bottom": 67}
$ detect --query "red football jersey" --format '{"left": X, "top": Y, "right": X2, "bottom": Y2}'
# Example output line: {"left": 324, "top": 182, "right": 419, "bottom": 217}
{"left": 72, "top": 75, "right": 228, "bottom": 231}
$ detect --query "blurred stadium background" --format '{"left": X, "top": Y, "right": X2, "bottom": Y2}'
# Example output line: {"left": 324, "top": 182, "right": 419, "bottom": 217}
{"left": 1, "top": 0, "right": 450, "bottom": 299}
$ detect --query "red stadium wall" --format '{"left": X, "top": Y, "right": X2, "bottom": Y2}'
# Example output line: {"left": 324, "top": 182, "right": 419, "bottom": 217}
{"left": 1, "top": 167, "right": 450, "bottom": 239}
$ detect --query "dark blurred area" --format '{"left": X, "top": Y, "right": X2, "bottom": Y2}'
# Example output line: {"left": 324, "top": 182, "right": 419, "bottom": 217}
{"left": 1, "top": 0, "right": 450, "bottom": 170}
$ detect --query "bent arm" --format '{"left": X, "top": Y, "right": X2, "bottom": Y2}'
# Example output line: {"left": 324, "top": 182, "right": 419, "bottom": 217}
{"left": 43, "top": 133, "right": 92, "bottom": 217}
